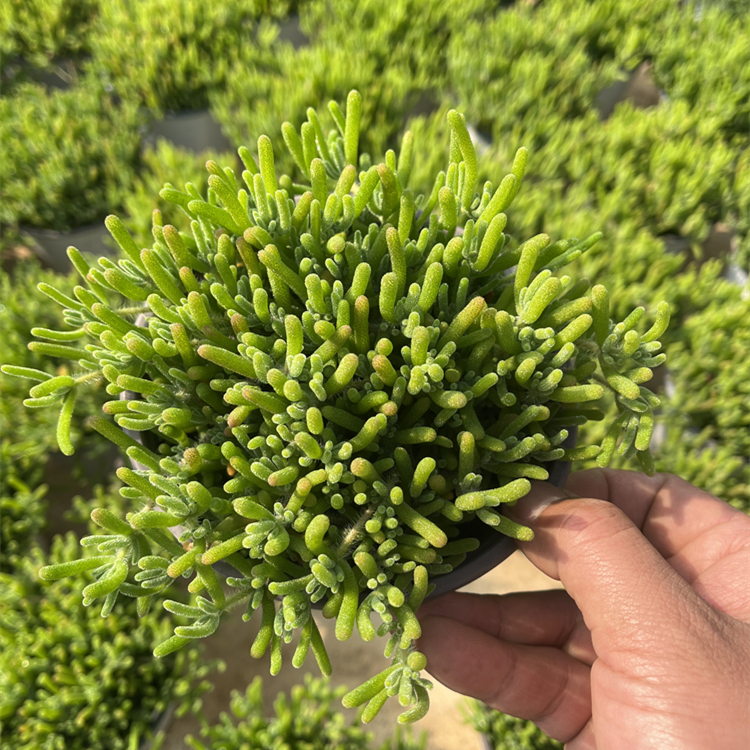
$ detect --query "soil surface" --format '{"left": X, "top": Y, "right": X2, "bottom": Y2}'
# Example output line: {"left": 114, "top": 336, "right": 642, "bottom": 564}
{"left": 161, "top": 550, "right": 563, "bottom": 749}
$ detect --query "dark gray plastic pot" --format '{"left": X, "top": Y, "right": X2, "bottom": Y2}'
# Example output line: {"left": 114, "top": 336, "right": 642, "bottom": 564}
{"left": 138, "top": 703, "right": 175, "bottom": 750}
{"left": 660, "top": 224, "right": 746, "bottom": 286}
{"left": 3, "top": 57, "right": 77, "bottom": 90}
{"left": 23, "top": 223, "right": 112, "bottom": 272}
{"left": 144, "top": 110, "right": 233, "bottom": 154}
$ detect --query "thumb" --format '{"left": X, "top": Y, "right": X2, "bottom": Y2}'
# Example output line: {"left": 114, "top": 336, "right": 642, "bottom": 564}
{"left": 504, "top": 482, "right": 705, "bottom": 658}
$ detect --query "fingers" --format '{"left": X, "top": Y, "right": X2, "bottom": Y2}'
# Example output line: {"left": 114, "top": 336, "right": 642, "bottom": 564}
{"left": 566, "top": 470, "right": 750, "bottom": 619}
{"left": 566, "top": 469, "right": 744, "bottom": 562}
{"left": 567, "top": 718, "right": 597, "bottom": 750}
{"left": 504, "top": 478, "right": 723, "bottom": 666}
{"left": 419, "top": 614, "right": 592, "bottom": 743}
{"left": 418, "top": 591, "right": 595, "bottom": 665}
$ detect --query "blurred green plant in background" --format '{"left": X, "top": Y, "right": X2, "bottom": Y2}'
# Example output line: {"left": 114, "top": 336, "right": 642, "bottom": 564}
{"left": 187, "top": 674, "right": 426, "bottom": 750}
{"left": 0, "top": 533, "right": 221, "bottom": 750}
{"left": 0, "top": 0, "right": 98, "bottom": 71}
{"left": 87, "top": 0, "right": 286, "bottom": 114}
{"left": 464, "top": 699, "right": 562, "bottom": 749}
{"left": 0, "top": 80, "right": 142, "bottom": 231}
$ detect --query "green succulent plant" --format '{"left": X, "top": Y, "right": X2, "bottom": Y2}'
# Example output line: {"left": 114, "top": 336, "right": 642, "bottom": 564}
{"left": 0, "top": 533, "right": 220, "bottom": 750}
{"left": 186, "top": 674, "right": 426, "bottom": 750}
{"left": 0, "top": 260, "right": 112, "bottom": 571}
{"left": 119, "top": 139, "right": 237, "bottom": 251}
{"left": 0, "top": 261, "right": 110, "bottom": 497}
{"left": 0, "top": 260, "right": 108, "bottom": 443}
{"left": 5, "top": 91, "right": 668, "bottom": 724}
{"left": 465, "top": 700, "right": 562, "bottom": 750}
{"left": 0, "top": 79, "right": 142, "bottom": 231}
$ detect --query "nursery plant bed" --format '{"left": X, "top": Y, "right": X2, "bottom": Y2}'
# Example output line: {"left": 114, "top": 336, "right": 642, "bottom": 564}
{"left": 144, "top": 110, "right": 233, "bottom": 155}
{"left": 23, "top": 223, "right": 113, "bottom": 272}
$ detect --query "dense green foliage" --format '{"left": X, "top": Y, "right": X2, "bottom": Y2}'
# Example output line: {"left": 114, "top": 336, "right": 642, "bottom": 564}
{"left": 186, "top": 674, "right": 426, "bottom": 750}
{"left": 465, "top": 700, "right": 561, "bottom": 750}
{"left": 0, "top": 0, "right": 98, "bottom": 69}
{"left": 0, "top": 460, "right": 47, "bottom": 573}
{"left": 87, "top": 0, "right": 285, "bottom": 114}
{"left": 0, "top": 80, "right": 142, "bottom": 230}
{"left": 0, "top": 533, "right": 219, "bottom": 750}
{"left": 658, "top": 282, "right": 750, "bottom": 505}
{"left": 7, "top": 92, "right": 668, "bottom": 725}
{"left": 0, "top": 261, "right": 109, "bottom": 569}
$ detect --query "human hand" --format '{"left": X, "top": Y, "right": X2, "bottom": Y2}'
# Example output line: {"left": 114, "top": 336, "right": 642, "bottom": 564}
{"left": 418, "top": 469, "right": 750, "bottom": 749}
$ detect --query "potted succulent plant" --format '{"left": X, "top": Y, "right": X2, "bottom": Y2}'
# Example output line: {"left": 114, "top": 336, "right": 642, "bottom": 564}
{"left": 5, "top": 90, "right": 669, "bottom": 724}
{"left": 0, "top": 79, "right": 142, "bottom": 271}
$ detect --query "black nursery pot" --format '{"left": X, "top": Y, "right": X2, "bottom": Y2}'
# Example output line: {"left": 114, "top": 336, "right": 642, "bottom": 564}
{"left": 23, "top": 223, "right": 113, "bottom": 273}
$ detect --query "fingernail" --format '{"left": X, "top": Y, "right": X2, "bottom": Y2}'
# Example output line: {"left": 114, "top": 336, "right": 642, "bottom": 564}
{"left": 505, "top": 482, "right": 577, "bottom": 523}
